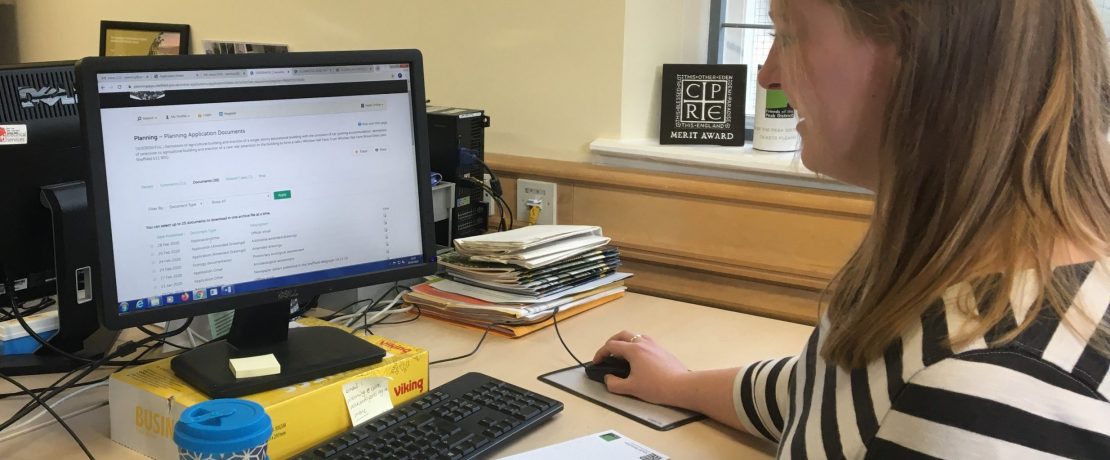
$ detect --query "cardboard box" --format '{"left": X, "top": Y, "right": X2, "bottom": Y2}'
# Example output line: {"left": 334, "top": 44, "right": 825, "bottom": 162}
{"left": 109, "top": 321, "right": 428, "bottom": 460}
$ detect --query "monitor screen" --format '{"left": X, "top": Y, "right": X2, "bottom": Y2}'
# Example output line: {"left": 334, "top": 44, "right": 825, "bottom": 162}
{"left": 80, "top": 51, "right": 437, "bottom": 330}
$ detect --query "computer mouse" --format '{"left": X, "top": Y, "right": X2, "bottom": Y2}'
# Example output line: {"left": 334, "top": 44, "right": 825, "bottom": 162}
{"left": 584, "top": 356, "right": 631, "bottom": 383}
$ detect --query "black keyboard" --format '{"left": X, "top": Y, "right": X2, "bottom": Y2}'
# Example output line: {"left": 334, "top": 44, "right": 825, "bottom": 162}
{"left": 295, "top": 372, "right": 563, "bottom": 460}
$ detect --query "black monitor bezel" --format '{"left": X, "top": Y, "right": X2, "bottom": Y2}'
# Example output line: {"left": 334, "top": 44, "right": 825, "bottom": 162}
{"left": 76, "top": 50, "right": 438, "bottom": 330}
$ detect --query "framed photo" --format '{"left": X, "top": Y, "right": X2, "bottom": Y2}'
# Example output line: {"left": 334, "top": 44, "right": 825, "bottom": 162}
{"left": 99, "top": 21, "right": 191, "bottom": 57}
{"left": 202, "top": 40, "right": 289, "bottom": 55}
{"left": 659, "top": 64, "right": 748, "bottom": 146}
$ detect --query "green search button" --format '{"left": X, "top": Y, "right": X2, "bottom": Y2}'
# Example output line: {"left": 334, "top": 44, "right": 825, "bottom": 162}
{"left": 273, "top": 190, "right": 292, "bottom": 200}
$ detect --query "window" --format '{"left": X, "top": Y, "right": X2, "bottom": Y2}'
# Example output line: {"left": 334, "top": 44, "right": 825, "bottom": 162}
{"left": 707, "top": 0, "right": 773, "bottom": 122}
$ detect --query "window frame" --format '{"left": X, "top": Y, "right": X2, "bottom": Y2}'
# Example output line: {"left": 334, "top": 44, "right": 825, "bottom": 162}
{"left": 707, "top": 0, "right": 773, "bottom": 141}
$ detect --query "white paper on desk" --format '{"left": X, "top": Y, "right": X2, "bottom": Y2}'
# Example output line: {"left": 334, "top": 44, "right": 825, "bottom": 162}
{"left": 454, "top": 225, "right": 602, "bottom": 252}
{"left": 468, "top": 236, "right": 612, "bottom": 269}
{"left": 518, "top": 287, "right": 627, "bottom": 319}
{"left": 497, "top": 430, "right": 669, "bottom": 460}
{"left": 431, "top": 272, "right": 632, "bottom": 304}
{"left": 342, "top": 376, "right": 393, "bottom": 426}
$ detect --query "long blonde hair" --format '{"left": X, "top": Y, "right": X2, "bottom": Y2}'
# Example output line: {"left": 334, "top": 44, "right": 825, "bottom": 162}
{"left": 800, "top": 0, "right": 1110, "bottom": 368}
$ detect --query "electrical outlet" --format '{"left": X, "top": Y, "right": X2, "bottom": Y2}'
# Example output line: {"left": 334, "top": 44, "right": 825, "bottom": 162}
{"left": 516, "top": 179, "right": 557, "bottom": 225}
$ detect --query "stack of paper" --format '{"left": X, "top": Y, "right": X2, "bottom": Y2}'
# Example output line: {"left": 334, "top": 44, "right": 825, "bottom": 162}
{"left": 404, "top": 225, "right": 631, "bottom": 337}
{"left": 438, "top": 248, "right": 621, "bottom": 296}
{"left": 452, "top": 225, "right": 613, "bottom": 269}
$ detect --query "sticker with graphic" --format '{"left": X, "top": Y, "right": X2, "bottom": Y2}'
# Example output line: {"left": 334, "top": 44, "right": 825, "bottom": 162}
{"left": 763, "top": 89, "right": 794, "bottom": 118}
{"left": 675, "top": 75, "right": 733, "bottom": 127}
{"left": 18, "top": 85, "right": 77, "bottom": 108}
{"left": 0, "top": 125, "right": 28, "bottom": 145}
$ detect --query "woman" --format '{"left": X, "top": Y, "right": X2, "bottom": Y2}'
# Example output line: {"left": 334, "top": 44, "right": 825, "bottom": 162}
{"left": 595, "top": 0, "right": 1110, "bottom": 457}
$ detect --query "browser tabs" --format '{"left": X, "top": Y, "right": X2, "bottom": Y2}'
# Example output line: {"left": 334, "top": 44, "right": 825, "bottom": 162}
{"left": 291, "top": 67, "right": 333, "bottom": 75}
{"left": 197, "top": 70, "right": 247, "bottom": 79}
{"left": 97, "top": 74, "right": 150, "bottom": 82}
{"left": 336, "top": 66, "right": 374, "bottom": 74}
{"left": 96, "top": 64, "right": 403, "bottom": 94}
{"left": 248, "top": 68, "right": 292, "bottom": 76}
{"left": 151, "top": 72, "right": 189, "bottom": 80}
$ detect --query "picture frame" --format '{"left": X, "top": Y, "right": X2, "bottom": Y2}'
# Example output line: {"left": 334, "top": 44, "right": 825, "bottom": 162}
{"left": 99, "top": 21, "right": 191, "bottom": 57}
{"left": 203, "top": 40, "right": 289, "bottom": 55}
{"left": 659, "top": 63, "right": 748, "bottom": 146}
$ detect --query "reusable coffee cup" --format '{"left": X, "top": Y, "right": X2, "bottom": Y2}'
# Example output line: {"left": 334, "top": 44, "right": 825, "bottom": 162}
{"left": 174, "top": 399, "right": 273, "bottom": 460}
{"left": 753, "top": 84, "right": 801, "bottom": 152}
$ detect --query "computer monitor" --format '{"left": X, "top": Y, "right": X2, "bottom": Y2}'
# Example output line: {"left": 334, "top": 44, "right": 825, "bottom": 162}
{"left": 0, "top": 61, "right": 82, "bottom": 304}
{"left": 76, "top": 50, "right": 438, "bottom": 397}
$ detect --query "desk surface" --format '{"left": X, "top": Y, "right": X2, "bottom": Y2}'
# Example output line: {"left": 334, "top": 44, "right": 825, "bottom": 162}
{"left": 0, "top": 293, "right": 813, "bottom": 459}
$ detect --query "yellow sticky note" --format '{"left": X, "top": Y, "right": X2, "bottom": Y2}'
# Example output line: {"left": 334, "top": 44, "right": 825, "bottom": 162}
{"left": 228, "top": 354, "right": 281, "bottom": 379}
{"left": 342, "top": 376, "right": 393, "bottom": 426}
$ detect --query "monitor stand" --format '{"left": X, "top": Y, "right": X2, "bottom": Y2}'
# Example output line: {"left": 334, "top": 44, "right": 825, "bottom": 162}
{"left": 0, "top": 182, "right": 120, "bottom": 376}
{"left": 170, "top": 300, "right": 387, "bottom": 398}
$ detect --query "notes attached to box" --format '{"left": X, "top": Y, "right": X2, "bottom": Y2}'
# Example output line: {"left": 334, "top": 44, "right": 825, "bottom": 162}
{"left": 342, "top": 376, "right": 393, "bottom": 426}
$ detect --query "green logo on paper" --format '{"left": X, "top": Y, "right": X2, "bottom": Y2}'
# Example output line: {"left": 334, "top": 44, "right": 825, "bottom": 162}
{"left": 600, "top": 432, "right": 621, "bottom": 442}
{"left": 766, "top": 89, "right": 789, "bottom": 109}
{"left": 764, "top": 89, "right": 794, "bottom": 119}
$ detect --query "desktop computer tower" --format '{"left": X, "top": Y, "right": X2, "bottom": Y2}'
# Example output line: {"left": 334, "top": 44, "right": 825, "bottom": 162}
{"left": 0, "top": 61, "right": 120, "bottom": 374}
{"left": 0, "top": 61, "right": 83, "bottom": 304}
{"left": 427, "top": 106, "right": 491, "bottom": 244}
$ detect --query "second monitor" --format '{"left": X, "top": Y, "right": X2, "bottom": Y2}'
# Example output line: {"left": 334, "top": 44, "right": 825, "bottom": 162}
{"left": 77, "top": 50, "right": 438, "bottom": 397}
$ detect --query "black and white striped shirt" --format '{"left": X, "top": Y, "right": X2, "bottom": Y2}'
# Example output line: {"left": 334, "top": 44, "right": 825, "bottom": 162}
{"left": 733, "top": 259, "right": 1110, "bottom": 459}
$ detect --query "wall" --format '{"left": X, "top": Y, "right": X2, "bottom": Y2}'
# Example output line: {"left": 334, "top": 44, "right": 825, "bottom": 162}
{"left": 488, "top": 153, "right": 872, "bottom": 324}
{"left": 620, "top": 0, "right": 709, "bottom": 140}
{"left": 13, "top": 0, "right": 627, "bottom": 162}
{"left": 0, "top": 0, "right": 15, "bottom": 64}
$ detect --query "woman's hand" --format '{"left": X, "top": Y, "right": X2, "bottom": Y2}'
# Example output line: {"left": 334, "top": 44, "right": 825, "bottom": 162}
{"left": 592, "top": 330, "right": 748, "bottom": 431}
{"left": 591, "top": 330, "right": 691, "bottom": 406}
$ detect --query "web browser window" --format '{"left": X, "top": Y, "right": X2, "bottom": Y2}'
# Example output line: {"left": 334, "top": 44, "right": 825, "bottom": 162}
{"left": 95, "top": 65, "right": 424, "bottom": 313}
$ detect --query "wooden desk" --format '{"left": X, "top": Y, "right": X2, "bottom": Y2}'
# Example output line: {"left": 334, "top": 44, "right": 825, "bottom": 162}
{"left": 0, "top": 293, "right": 813, "bottom": 459}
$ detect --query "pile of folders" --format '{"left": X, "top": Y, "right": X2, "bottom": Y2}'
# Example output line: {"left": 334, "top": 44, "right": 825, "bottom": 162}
{"left": 403, "top": 225, "right": 630, "bottom": 337}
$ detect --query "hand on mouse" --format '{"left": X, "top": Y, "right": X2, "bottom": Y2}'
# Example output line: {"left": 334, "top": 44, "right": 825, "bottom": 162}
{"left": 592, "top": 330, "right": 689, "bottom": 406}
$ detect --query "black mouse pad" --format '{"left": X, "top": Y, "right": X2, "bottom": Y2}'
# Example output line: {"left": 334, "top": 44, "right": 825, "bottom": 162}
{"left": 538, "top": 365, "right": 705, "bottom": 431}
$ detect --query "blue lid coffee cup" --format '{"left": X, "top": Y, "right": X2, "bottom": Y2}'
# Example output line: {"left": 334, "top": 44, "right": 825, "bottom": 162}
{"left": 174, "top": 399, "right": 273, "bottom": 460}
